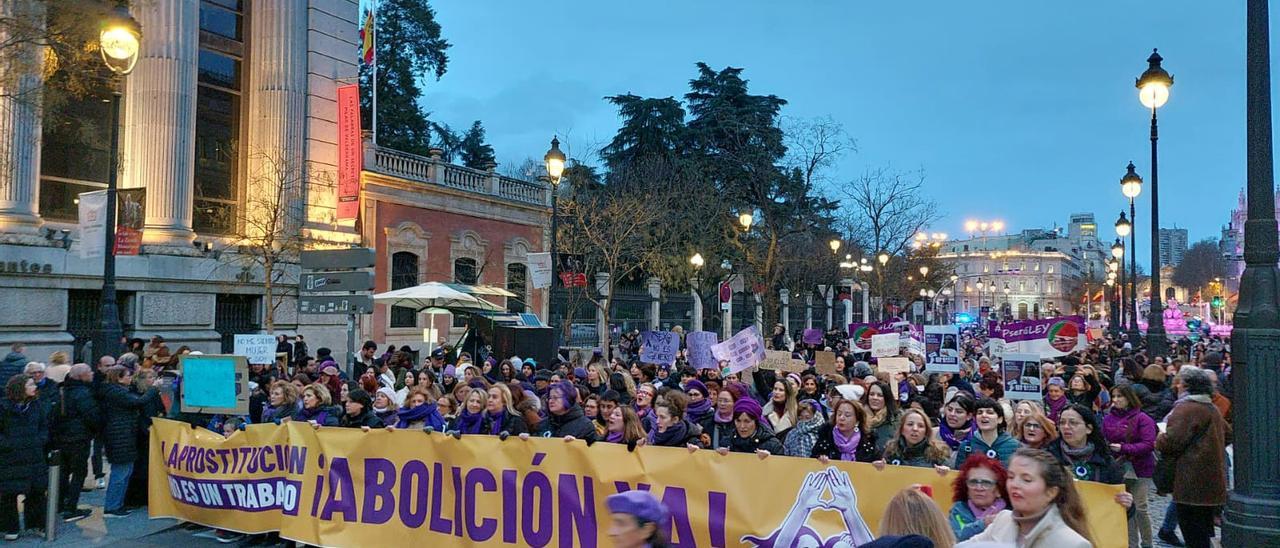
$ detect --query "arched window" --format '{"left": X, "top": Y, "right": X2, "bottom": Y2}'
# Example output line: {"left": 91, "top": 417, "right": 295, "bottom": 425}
{"left": 506, "top": 263, "right": 527, "bottom": 313}
{"left": 390, "top": 252, "right": 418, "bottom": 328}
{"left": 454, "top": 257, "right": 478, "bottom": 285}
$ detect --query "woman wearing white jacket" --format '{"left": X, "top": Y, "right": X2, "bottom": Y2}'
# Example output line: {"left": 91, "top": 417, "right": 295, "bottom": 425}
{"left": 959, "top": 447, "right": 1093, "bottom": 548}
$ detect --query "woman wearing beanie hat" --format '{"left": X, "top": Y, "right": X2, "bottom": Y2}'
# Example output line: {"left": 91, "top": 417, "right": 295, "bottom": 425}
{"left": 372, "top": 387, "right": 399, "bottom": 424}
{"left": 683, "top": 379, "right": 714, "bottom": 429}
{"left": 713, "top": 397, "right": 782, "bottom": 458}
{"left": 606, "top": 490, "right": 671, "bottom": 548}
{"left": 530, "top": 381, "right": 596, "bottom": 441}
{"left": 1045, "top": 377, "right": 1069, "bottom": 424}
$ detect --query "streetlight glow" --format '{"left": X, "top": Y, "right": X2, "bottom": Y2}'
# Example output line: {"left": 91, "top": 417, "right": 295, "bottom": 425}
{"left": 829, "top": 239, "right": 841, "bottom": 254}
{"left": 1136, "top": 49, "right": 1173, "bottom": 110}
{"left": 877, "top": 252, "right": 889, "bottom": 266}
{"left": 544, "top": 136, "right": 566, "bottom": 183}
{"left": 1111, "top": 239, "right": 1125, "bottom": 259}
{"left": 1121, "top": 162, "right": 1143, "bottom": 199}
{"left": 738, "top": 212, "right": 754, "bottom": 231}
{"left": 919, "top": 266, "right": 929, "bottom": 277}
{"left": 690, "top": 253, "right": 704, "bottom": 268}
{"left": 1115, "top": 211, "right": 1132, "bottom": 237}
{"left": 99, "top": 7, "right": 141, "bottom": 75}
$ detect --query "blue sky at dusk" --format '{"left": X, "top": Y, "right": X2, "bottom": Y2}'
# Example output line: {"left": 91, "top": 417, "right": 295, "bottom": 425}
{"left": 406, "top": 1, "right": 1254, "bottom": 270}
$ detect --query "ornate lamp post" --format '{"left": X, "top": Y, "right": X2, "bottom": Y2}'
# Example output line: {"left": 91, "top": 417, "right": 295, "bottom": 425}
{"left": 1224, "top": 0, "right": 1280, "bottom": 542}
{"left": 1135, "top": 50, "right": 1173, "bottom": 355}
{"left": 94, "top": 7, "right": 141, "bottom": 362}
{"left": 1119, "top": 163, "right": 1143, "bottom": 342}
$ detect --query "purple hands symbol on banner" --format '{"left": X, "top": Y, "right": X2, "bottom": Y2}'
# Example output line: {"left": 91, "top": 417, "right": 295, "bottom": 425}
{"left": 742, "top": 467, "right": 873, "bottom": 548}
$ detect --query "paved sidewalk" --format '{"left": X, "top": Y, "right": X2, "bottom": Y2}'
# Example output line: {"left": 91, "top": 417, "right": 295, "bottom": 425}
{"left": 7, "top": 478, "right": 219, "bottom": 548}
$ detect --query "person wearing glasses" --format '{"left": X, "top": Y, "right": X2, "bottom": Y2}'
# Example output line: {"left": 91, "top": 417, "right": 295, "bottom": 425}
{"left": 948, "top": 454, "right": 1011, "bottom": 541}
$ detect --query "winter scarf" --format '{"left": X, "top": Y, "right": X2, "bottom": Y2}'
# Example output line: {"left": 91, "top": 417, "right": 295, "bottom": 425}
{"left": 648, "top": 420, "right": 688, "bottom": 447}
{"left": 455, "top": 409, "right": 484, "bottom": 434}
{"left": 888, "top": 437, "right": 930, "bottom": 464}
{"left": 939, "top": 419, "right": 973, "bottom": 450}
{"left": 968, "top": 498, "right": 1007, "bottom": 522}
{"left": 395, "top": 403, "right": 444, "bottom": 430}
{"left": 685, "top": 398, "right": 714, "bottom": 424}
{"left": 296, "top": 405, "right": 330, "bottom": 424}
{"left": 832, "top": 426, "right": 862, "bottom": 461}
{"left": 485, "top": 410, "right": 507, "bottom": 435}
{"left": 606, "top": 430, "right": 624, "bottom": 443}
{"left": 714, "top": 405, "right": 734, "bottom": 424}
{"left": 1046, "top": 394, "right": 1068, "bottom": 422}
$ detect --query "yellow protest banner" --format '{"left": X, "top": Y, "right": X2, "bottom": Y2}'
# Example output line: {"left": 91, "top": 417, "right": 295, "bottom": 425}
{"left": 148, "top": 418, "right": 1126, "bottom": 547}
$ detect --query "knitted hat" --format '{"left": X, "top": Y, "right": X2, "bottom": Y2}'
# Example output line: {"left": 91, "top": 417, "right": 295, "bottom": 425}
{"left": 605, "top": 490, "right": 670, "bottom": 532}
{"left": 732, "top": 398, "right": 763, "bottom": 423}
{"left": 376, "top": 387, "right": 398, "bottom": 406}
{"left": 443, "top": 365, "right": 457, "bottom": 378}
{"left": 321, "top": 365, "right": 340, "bottom": 377}
{"left": 684, "top": 379, "right": 709, "bottom": 398}
{"left": 835, "top": 384, "right": 864, "bottom": 402}
{"left": 1047, "top": 377, "right": 1067, "bottom": 388}
{"left": 572, "top": 367, "right": 588, "bottom": 380}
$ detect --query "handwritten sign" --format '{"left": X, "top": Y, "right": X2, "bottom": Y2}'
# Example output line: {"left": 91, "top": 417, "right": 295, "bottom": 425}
{"left": 685, "top": 331, "right": 719, "bottom": 370}
{"left": 877, "top": 357, "right": 912, "bottom": 400}
{"left": 1001, "top": 352, "right": 1043, "bottom": 401}
{"left": 234, "top": 334, "right": 277, "bottom": 365}
{"left": 639, "top": 330, "right": 679, "bottom": 367}
{"left": 760, "top": 350, "right": 805, "bottom": 373}
{"left": 814, "top": 351, "right": 839, "bottom": 376}
{"left": 711, "top": 325, "right": 766, "bottom": 375}
{"left": 802, "top": 328, "right": 824, "bottom": 345}
{"left": 871, "top": 333, "right": 899, "bottom": 358}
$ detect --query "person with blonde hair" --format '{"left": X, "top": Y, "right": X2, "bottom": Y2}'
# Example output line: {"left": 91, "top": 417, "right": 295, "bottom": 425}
{"left": 292, "top": 384, "right": 339, "bottom": 426}
{"left": 878, "top": 487, "right": 956, "bottom": 548}
{"left": 481, "top": 383, "right": 527, "bottom": 435}
{"left": 262, "top": 380, "right": 301, "bottom": 423}
{"left": 1014, "top": 405, "right": 1058, "bottom": 450}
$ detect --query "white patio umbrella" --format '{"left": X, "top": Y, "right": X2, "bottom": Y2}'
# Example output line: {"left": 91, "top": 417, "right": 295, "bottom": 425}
{"left": 372, "top": 281, "right": 503, "bottom": 312}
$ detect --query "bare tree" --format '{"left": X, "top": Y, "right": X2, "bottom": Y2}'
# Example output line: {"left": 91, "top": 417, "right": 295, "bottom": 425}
{"left": 557, "top": 159, "right": 681, "bottom": 350}
{"left": 216, "top": 148, "right": 334, "bottom": 333}
{"left": 783, "top": 115, "right": 857, "bottom": 188}
{"left": 839, "top": 168, "right": 942, "bottom": 258}
{"left": 1173, "top": 240, "right": 1228, "bottom": 297}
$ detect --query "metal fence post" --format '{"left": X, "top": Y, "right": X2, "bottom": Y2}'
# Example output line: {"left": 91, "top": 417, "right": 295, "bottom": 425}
{"left": 46, "top": 449, "right": 60, "bottom": 541}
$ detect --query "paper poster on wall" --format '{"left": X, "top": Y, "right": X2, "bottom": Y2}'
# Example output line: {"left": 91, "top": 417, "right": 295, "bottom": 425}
{"left": 1001, "top": 352, "right": 1043, "bottom": 401}
{"left": 924, "top": 325, "right": 961, "bottom": 373}
{"left": 870, "top": 333, "right": 899, "bottom": 358}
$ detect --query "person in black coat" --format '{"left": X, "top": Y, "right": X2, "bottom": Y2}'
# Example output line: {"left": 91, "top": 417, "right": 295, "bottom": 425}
{"left": 50, "top": 365, "right": 99, "bottom": 522}
{"left": 100, "top": 366, "right": 159, "bottom": 517}
{"left": 0, "top": 345, "right": 27, "bottom": 384}
{"left": 536, "top": 381, "right": 596, "bottom": 441}
{"left": 293, "top": 384, "right": 341, "bottom": 426}
{"left": 810, "top": 399, "right": 880, "bottom": 463}
{"left": 0, "top": 374, "right": 48, "bottom": 538}
{"left": 714, "top": 398, "right": 783, "bottom": 456}
{"left": 338, "top": 389, "right": 384, "bottom": 429}
{"left": 124, "top": 369, "right": 166, "bottom": 509}
{"left": 480, "top": 384, "right": 528, "bottom": 436}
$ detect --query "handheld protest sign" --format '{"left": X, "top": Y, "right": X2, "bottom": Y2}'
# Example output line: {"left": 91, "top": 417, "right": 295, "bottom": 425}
{"left": 179, "top": 354, "right": 250, "bottom": 415}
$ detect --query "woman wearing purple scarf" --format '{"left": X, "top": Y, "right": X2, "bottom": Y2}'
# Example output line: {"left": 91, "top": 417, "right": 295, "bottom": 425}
{"left": 938, "top": 393, "right": 976, "bottom": 451}
{"left": 480, "top": 384, "right": 528, "bottom": 436}
{"left": 1045, "top": 377, "right": 1070, "bottom": 423}
{"left": 809, "top": 400, "right": 878, "bottom": 463}
{"left": 712, "top": 398, "right": 782, "bottom": 457}
{"left": 446, "top": 387, "right": 486, "bottom": 435}
{"left": 947, "top": 454, "right": 1011, "bottom": 541}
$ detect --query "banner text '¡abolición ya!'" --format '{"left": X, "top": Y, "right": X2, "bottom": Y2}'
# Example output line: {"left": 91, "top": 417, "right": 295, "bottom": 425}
{"left": 306, "top": 452, "right": 729, "bottom": 547}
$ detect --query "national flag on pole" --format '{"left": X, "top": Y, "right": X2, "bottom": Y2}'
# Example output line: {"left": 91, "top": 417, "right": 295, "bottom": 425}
{"left": 359, "top": 9, "right": 375, "bottom": 65}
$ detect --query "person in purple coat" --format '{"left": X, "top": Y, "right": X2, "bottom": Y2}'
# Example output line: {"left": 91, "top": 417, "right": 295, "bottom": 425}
{"left": 1103, "top": 384, "right": 1158, "bottom": 548}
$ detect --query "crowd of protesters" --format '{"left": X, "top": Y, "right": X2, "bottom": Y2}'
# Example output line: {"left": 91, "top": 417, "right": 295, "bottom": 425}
{"left": 0, "top": 321, "right": 1233, "bottom": 547}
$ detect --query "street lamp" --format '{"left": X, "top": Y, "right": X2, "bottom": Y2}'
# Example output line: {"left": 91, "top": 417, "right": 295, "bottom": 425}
{"left": 1120, "top": 162, "right": 1143, "bottom": 342}
{"left": 544, "top": 136, "right": 567, "bottom": 344}
{"left": 1112, "top": 239, "right": 1126, "bottom": 331}
{"left": 738, "top": 212, "right": 754, "bottom": 232}
{"left": 877, "top": 252, "right": 889, "bottom": 266}
{"left": 1115, "top": 211, "right": 1131, "bottom": 238}
{"left": 1136, "top": 49, "right": 1172, "bottom": 355}
{"left": 829, "top": 239, "right": 841, "bottom": 255}
{"left": 689, "top": 253, "right": 704, "bottom": 269}
{"left": 94, "top": 6, "right": 141, "bottom": 362}
{"left": 1003, "top": 282, "right": 1011, "bottom": 319}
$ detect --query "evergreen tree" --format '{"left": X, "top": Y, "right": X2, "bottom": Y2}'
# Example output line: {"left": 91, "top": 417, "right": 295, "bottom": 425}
{"left": 600, "top": 94, "right": 686, "bottom": 172}
{"left": 429, "top": 122, "right": 462, "bottom": 163}
{"left": 359, "top": 0, "right": 450, "bottom": 156}
{"left": 458, "top": 120, "right": 496, "bottom": 169}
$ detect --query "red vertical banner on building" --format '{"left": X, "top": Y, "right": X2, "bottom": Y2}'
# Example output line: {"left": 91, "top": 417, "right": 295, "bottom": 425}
{"left": 336, "top": 84, "right": 362, "bottom": 221}
{"left": 114, "top": 188, "right": 145, "bottom": 255}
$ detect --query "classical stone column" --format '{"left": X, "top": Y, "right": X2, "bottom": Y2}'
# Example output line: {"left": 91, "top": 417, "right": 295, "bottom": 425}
{"left": 647, "top": 277, "right": 661, "bottom": 330}
{"left": 246, "top": 0, "right": 307, "bottom": 235}
{"left": 805, "top": 293, "right": 813, "bottom": 330}
{"left": 779, "top": 289, "right": 790, "bottom": 335}
{"left": 842, "top": 278, "right": 855, "bottom": 329}
{"left": 0, "top": 0, "right": 45, "bottom": 239}
{"left": 121, "top": 0, "right": 198, "bottom": 248}
{"left": 690, "top": 280, "right": 703, "bottom": 332}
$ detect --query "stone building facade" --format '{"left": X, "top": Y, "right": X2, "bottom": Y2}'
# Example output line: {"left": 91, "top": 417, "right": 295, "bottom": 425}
{"left": 0, "top": 0, "right": 366, "bottom": 361}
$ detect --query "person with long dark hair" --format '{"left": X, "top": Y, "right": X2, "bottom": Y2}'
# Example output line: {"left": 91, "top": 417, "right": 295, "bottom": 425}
{"left": 958, "top": 448, "right": 1093, "bottom": 547}
{"left": 0, "top": 374, "right": 48, "bottom": 538}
